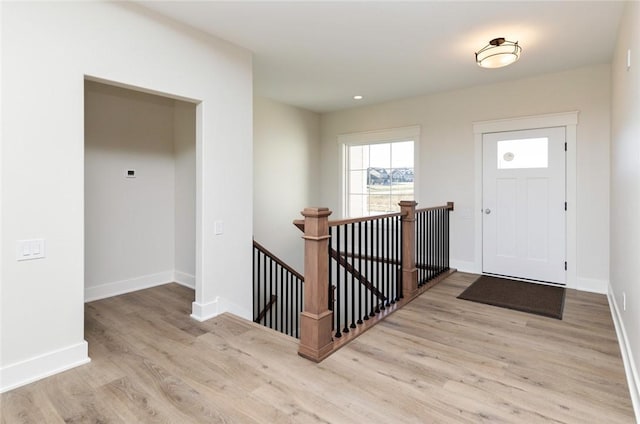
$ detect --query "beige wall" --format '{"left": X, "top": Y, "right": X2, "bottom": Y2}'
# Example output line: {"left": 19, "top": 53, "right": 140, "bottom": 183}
{"left": 84, "top": 81, "right": 196, "bottom": 299}
{"left": 85, "top": 81, "right": 176, "bottom": 297}
{"left": 253, "top": 97, "right": 320, "bottom": 272}
{"left": 174, "top": 100, "right": 196, "bottom": 283}
{"left": 1, "top": 1, "right": 252, "bottom": 392}
{"left": 320, "top": 64, "right": 611, "bottom": 290}
{"left": 610, "top": 0, "right": 640, "bottom": 414}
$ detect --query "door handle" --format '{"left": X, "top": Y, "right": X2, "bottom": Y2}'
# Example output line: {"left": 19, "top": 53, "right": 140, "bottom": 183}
{"left": 484, "top": 208, "right": 491, "bottom": 214}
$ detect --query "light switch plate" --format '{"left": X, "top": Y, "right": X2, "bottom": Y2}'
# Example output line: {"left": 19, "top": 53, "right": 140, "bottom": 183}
{"left": 214, "top": 221, "right": 224, "bottom": 235}
{"left": 17, "top": 239, "right": 46, "bottom": 261}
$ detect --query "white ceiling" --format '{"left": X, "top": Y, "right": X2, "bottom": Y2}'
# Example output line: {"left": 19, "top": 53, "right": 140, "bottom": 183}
{"left": 137, "top": 1, "right": 625, "bottom": 113}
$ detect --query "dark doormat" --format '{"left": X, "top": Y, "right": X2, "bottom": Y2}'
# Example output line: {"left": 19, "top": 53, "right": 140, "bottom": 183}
{"left": 457, "top": 275, "right": 566, "bottom": 319}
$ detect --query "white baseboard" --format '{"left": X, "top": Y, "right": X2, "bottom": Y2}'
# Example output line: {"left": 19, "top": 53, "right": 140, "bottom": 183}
{"left": 576, "top": 277, "right": 608, "bottom": 294}
{"left": 608, "top": 285, "right": 640, "bottom": 422}
{"left": 191, "top": 298, "right": 220, "bottom": 322}
{"left": 84, "top": 270, "right": 174, "bottom": 302}
{"left": 0, "top": 341, "right": 90, "bottom": 394}
{"left": 174, "top": 270, "right": 195, "bottom": 289}
{"left": 449, "top": 259, "right": 479, "bottom": 274}
{"left": 191, "top": 296, "right": 251, "bottom": 322}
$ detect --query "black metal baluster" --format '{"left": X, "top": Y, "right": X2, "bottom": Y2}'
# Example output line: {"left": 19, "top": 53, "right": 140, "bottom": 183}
{"left": 426, "top": 211, "right": 430, "bottom": 280}
{"left": 369, "top": 221, "right": 376, "bottom": 317}
{"left": 419, "top": 211, "right": 424, "bottom": 285}
{"left": 438, "top": 209, "right": 444, "bottom": 274}
{"left": 335, "top": 225, "right": 342, "bottom": 338}
{"left": 328, "top": 227, "right": 335, "bottom": 334}
{"left": 397, "top": 215, "right": 401, "bottom": 299}
{"left": 446, "top": 208, "right": 450, "bottom": 269}
{"left": 384, "top": 217, "right": 390, "bottom": 307}
{"left": 262, "top": 252, "right": 267, "bottom": 324}
{"left": 438, "top": 209, "right": 442, "bottom": 274}
{"left": 268, "top": 257, "right": 273, "bottom": 329}
{"left": 254, "top": 248, "right": 258, "bottom": 321}
{"left": 357, "top": 221, "right": 363, "bottom": 325}
{"left": 418, "top": 211, "right": 423, "bottom": 285}
{"left": 376, "top": 219, "right": 382, "bottom": 313}
{"left": 433, "top": 210, "right": 437, "bottom": 276}
{"left": 297, "top": 277, "right": 302, "bottom": 338}
{"left": 350, "top": 223, "right": 356, "bottom": 329}
{"left": 279, "top": 267, "right": 283, "bottom": 333}
{"left": 429, "top": 210, "right": 434, "bottom": 281}
{"left": 284, "top": 273, "right": 289, "bottom": 336}
{"left": 392, "top": 216, "right": 398, "bottom": 303}
{"left": 342, "top": 224, "right": 350, "bottom": 334}
{"left": 363, "top": 221, "right": 370, "bottom": 320}
{"left": 436, "top": 210, "right": 440, "bottom": 276}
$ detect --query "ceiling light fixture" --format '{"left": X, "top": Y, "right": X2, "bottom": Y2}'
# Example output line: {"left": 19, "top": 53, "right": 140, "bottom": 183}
{"left": 353, "top": 95, "right": 363, "bottom": 100}
{"left": 475, "top": 37, "right": 522, "bottom": 69}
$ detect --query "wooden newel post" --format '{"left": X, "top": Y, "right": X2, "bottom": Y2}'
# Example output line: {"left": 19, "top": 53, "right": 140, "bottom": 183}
{"left": 298, "top": 207, "right": 334, "bottom": 362}
{"left": 399, "top": 201, "right": 418, "bottom": 299}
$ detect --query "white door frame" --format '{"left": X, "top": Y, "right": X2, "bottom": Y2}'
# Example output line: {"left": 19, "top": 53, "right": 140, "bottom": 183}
{"left": 473, "top": 111, "right": 579, "bottom": 289}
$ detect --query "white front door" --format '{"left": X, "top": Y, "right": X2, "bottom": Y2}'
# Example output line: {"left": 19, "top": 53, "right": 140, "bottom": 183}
{"left": 482, "top": 127, "right": 566, "bottom": 284}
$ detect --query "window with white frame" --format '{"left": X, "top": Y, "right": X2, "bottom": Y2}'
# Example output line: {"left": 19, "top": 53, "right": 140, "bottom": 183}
{"left": 340, "top": 126, "right": 418, "bottom": 218}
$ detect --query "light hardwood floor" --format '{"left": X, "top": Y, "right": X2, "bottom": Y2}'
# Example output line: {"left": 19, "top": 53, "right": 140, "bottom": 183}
{"left": 1, "top": 272, "right": 635, "bottom": 423}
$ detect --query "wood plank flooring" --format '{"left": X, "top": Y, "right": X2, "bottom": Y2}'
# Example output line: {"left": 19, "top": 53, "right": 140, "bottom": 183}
{"left": 1, "top": 272, "right": 635, "bottom": 423}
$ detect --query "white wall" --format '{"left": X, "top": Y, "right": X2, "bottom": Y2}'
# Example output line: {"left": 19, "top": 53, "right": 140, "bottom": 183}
{"left": 253, "top": 97, "right": 320, "bottom": 272}
{"left": 1, "top": 1, "right": 252, "bottom": 392}
{"left": 174, "top": 101, "right": 196, "bottom": 286}
{"left": 84, "top": 81, "right": 177, "bottom": 299}
{"left": 320, "top": 65, "right": 611, "bottom": 290}
{"left": 610, "top": 0, "right": 640, "bottom": 416}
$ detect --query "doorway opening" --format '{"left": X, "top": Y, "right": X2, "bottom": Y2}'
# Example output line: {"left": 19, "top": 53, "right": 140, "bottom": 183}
{"left": 84, "top": 79, "right": 197, "bottom": 302}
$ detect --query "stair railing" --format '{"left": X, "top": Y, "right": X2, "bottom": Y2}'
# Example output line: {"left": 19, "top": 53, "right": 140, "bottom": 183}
{"left": 252, "top": 240, "right": 304, "bottom": 338}
{"left": 296, "top": 201, "right": 454, "bottom": 362}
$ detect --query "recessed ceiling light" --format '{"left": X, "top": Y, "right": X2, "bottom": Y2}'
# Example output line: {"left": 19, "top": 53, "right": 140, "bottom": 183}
{"left": 353, "top": 95, "right": 363, "bottom": 100}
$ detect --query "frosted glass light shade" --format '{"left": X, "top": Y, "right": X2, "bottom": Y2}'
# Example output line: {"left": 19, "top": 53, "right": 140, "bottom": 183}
{"left": 476, "top": 38, "right": 522, "bottom": 69}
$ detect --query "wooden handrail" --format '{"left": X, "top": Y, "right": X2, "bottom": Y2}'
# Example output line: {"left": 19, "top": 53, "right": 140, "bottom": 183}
{"left": 253, "top": 240, "right": 304, "bottom": 281}
{"left": 416, "top": 201, "right": 454, "bottom": 213}
{"left": 328, "top": 211, "right": 406, "bottom": 227}
{"left": 296, "top": 204, "right": 453, "bottom": 230}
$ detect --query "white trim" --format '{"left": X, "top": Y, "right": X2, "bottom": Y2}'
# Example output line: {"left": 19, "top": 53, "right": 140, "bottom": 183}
{"left": 191, "top": 298, "right": 219, "bottom": 321}
{"left": 190, "top": 296, "right": 251, "bottom": 322}
{"left": 337, "top": 125, "right": 421, "bottom": 218}
{"left": 473, "top": 111, "right": 578, "bottom": 289}
{"left": 337, "top": 125, "right": 421, "bottom": 145}
{"left": 608, "top": 285, "right": 640, "bottom": 422}
{"left": 174, "top": 270, "right": 195, "bottom": 289}
{"left": 84, "top": 270, "right": 174, "bottom": 302}
{"left": 449, "top": 259, "right": 477, "bottom": 274}
{"left": 472, "top": 111, "right": 578, "bottom": 134}
{"left": 576, "top": 277, "right": 608, "bottom": 294}
{"left": 0, "top": 341, "right": 90, "bottom": 393}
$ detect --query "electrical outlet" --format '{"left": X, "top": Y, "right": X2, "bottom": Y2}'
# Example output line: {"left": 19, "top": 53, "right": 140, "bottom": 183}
{"left": 623, "top": 292, "right": 626, "bottom": 311}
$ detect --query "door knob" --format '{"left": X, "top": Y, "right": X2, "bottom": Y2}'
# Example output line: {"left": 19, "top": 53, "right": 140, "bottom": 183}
{"left": 484, "top": 208, "right": 491, "bottom": 214}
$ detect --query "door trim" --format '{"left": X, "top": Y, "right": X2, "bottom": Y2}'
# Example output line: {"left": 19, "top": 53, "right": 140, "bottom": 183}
{"left": 473, "top": 111, "right": 578, "bottom": 289}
